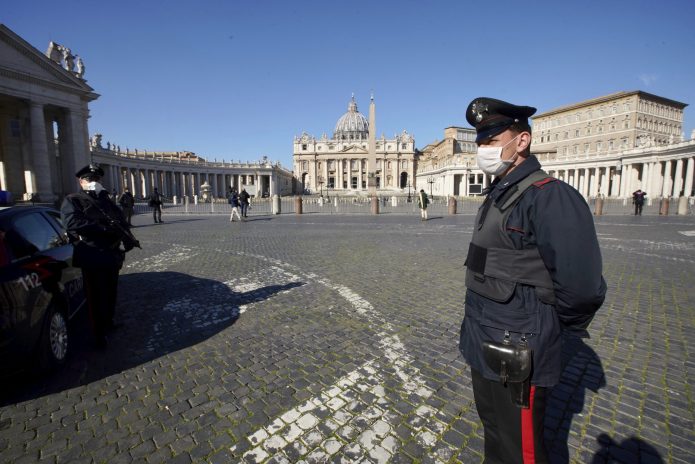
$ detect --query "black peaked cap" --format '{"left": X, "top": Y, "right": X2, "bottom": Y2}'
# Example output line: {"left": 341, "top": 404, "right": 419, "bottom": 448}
{"left": 466, "top": 97, "right": 536, "bottom": 143}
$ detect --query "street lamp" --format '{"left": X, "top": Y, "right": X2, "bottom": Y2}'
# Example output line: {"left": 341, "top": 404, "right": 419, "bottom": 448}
{"left": 427, "top": 177, "right": 435, "bottom": 197}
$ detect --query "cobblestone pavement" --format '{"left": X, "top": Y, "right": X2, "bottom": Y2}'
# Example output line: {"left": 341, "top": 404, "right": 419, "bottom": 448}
{"left": 1, "top": 212, "right": 693, "bottom": 463}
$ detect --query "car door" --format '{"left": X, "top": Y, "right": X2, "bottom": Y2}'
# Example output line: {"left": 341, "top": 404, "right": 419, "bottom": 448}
{"left": 0, "top": 210, "right": 72, "bottom": 364}
{"left": 42, "top": 209, "right": 85, "bottom": 318}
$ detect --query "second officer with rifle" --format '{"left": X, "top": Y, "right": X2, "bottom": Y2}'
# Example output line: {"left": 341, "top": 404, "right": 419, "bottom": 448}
{"left": 61, "top": 164, "right": 140, "bottom": 348}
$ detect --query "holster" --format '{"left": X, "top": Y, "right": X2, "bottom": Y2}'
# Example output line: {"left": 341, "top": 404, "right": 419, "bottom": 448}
{"left": 483, "top": 339, "right": 533, "bottom": 408}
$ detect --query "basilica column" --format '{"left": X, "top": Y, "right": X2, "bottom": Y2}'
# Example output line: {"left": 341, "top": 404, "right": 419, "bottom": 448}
{"left": 347, "top": 160, "right": 352, "bottom": 190}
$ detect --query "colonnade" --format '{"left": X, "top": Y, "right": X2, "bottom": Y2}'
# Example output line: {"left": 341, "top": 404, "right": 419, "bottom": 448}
{"left": 547, "top": 154, "right": 695, "bottom": 199}
{"left": 90, "top": 148, "right": 294, "bottom": 200}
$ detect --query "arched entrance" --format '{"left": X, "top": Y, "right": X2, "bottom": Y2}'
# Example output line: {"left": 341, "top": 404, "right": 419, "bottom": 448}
{"left": 400, "top": 172, "right": 408, "bottom": 188}
{"left": 301, "top": 173, "right": 308, "bottom": 193}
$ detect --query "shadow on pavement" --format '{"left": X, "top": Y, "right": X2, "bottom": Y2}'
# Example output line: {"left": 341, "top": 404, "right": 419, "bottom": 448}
{"left": 0, "top": 271, "right": 304, "bottom": 406}
{"left": 545, "top": 334, "right": 606, "bottom": 463}
{"left": 545, "top": 334, "right": 663, "bottom": 463}
{"left": 590, "top": 433, "right": 664, "bottom": 464}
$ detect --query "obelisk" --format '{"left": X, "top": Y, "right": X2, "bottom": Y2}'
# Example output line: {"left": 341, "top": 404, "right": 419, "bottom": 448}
{"left": 368, "top": 93, "right": 379, "bottom": 213}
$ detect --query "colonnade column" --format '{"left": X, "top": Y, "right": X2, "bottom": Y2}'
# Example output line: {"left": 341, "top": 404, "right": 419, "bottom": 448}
{"left": 599, "top": 167, "right": 608, "bottom": 196}
{"left": 684, "top": 157, "right": 694, "bottom": 197}
{"left": 29, "top": 101, "right": 54, "bottom": 200}
{"left": 661, "top": 161, "right": 672, "bottom": 197}
{"left": 673, "top": 159, "right": 684, "bottom": 197}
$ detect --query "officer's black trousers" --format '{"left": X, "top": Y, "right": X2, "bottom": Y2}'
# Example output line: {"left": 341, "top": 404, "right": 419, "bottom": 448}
{"left": 471, "top": 368, "right": 549, "bottom": 464}
{"left": 82, "top": 267, "right": 120, "bottom": 340}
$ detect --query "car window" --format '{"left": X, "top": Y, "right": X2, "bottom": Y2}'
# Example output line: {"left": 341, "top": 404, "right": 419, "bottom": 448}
{"left": 44, "top": 210, "right": 69, "bottom": 239}
{"left": 10, "top": 213, "right": 64, "bottom": 258}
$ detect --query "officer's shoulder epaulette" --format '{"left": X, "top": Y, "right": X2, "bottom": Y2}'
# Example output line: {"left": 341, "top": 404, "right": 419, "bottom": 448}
{"left": 531, "top": 177, "right": 558, "bottom": 189}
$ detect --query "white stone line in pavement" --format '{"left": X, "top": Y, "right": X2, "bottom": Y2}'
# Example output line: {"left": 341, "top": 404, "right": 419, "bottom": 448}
{"left": 124, "top": 244, "right": 195, "bottom": 272}
{"left": 144, "top": 266, "right": 303, "bottom": 350}
{"left": 678, "top": 230, "right": 695, "bottom": 236}
{"left": 225, "top": 253, "right": 440, "bottom": 462}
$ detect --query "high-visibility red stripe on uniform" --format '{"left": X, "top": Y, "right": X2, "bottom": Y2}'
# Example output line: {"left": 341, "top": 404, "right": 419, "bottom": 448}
{"left": 521, "top": 386, "right": 536, "bottom": 463}
{"left": 532, "top": 177, "right": 556, "bottom": 189}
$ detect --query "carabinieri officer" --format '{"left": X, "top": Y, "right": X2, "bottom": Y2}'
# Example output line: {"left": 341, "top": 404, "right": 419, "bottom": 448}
{"left": 61, "top": 164, "right": 138, "bottom": 348}
{"left": 459, "top": 97, "right": 607, "bottom": 463}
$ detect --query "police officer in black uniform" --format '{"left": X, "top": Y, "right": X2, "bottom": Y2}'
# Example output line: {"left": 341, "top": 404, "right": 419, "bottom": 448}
{"left": 459, "top": 98, "right": 607, "bottom": 463}
{"left": 61, "top": 164, "right": 139, "bottom": 348}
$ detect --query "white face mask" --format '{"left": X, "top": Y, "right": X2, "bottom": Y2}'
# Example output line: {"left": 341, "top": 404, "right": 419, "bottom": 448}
{"left": 83, "top": 181, "right": 105, "bottom": 194}
{"left": 476, "top": 134, "right": 521, "bottom": 176}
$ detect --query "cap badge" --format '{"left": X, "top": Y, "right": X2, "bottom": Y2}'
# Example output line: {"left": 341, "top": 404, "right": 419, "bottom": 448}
{"left": 471, "top": 101, "right": 489, "bottom": 123}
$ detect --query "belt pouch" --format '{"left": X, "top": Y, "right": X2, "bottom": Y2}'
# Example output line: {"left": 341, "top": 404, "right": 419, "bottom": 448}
{"left": 482, "top": 339, "right": 532, "bottom": 408}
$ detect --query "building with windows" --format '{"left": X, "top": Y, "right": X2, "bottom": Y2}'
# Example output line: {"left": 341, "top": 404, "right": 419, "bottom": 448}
{"left": 415, "top": 126, "right": 483, "bottom": 196}
{"left": 293, "top": 96, "right": 416, "bottom": 195}
{"left": 531, "top": 91, "right": 694, "bottom": 199}
{"left": 533, "top": 90, "right": 686, "bottom": 158}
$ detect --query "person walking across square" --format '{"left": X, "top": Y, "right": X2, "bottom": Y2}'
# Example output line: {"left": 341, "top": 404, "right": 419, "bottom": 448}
{"left": 417, "top": 189, "right": 429, "bottom": 221}
{"left": 118, "top": 188, "right": 135, "bottom": 226}
{"left": 228, "top": 189, "right": 242, "bottom": 222}
{"left": 632, "top": 189, "right": 646, "bottom": 215}
{"left": 239, "top": 188, "right": 250, "bottom": 218}
{"left": 148, "top": 188, "right": 163, "bottom": 223}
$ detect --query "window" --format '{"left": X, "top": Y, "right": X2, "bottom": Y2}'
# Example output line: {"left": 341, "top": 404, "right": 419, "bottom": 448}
{"left": 575, "top": 129, "right": 580, "bottom": 137}
{"left": 584, "top": 143, "right": 589, "bottom": 153}
{"left": 9, "top": 213, "right": 63, "bottom": 259}
{"left": 401, "top": 143, "right": 407, "bottom": 150}
{"left": 596, "top": 142, "right": 602, "bottom": 152}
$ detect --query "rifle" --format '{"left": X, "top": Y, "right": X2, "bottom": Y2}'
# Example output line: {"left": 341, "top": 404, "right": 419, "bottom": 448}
{"left": 78, "top": 193, "right": 141, "bottom": 251}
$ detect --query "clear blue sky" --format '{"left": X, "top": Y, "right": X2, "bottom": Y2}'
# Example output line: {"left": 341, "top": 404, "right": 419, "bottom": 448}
{"left": 5, "top": 0, "right": 695, "bottom": 169}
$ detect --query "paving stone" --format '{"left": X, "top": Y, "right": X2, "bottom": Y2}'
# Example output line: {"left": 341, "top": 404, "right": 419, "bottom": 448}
{"left": 0, "top": 214, "right": 692, "bottom": 463}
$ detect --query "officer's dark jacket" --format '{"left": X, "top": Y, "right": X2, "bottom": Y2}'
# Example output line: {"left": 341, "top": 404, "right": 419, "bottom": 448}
{"left": 459, "top": 156, "right": 606, "bottom": 387}
{"left": 61, "top": 190, "right": 128, "bottom": 269}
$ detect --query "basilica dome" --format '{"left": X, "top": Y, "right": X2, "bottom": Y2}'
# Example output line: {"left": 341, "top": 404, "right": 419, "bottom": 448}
{"left": 334, "top": 96, "right": 369, "bottom": 140}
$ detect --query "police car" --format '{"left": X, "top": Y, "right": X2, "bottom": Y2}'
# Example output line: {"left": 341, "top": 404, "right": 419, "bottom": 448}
{"left": 0, "top": 205, "right": 86, "bottom": 375}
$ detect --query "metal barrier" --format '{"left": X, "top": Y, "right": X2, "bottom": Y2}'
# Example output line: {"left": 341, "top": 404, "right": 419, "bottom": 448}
{"left": 130, "top": 195, "right": 693, "bottom": 216}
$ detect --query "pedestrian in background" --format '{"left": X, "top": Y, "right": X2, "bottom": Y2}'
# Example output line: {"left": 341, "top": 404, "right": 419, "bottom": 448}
{"left": 632, "top": 189, "right": 647, "bottom": 215}
{"left": 147, "top": 187, "right": 163, "bottom": 223}
{"left": 417, "top": 189, "right": 429, "bottom": 221}
{"left": 61, "top": 164, "right": 139, "bottom": 348}
{"left": 459, "top": 97, "right": 606, "bottom": 463}
{"left": 118, "top": 188, "right": 135, "bottom": 226}
{"left": 228, "top": 189, "right": 242, "bottom": 222}
{"left": 239, "top": 188, "right": 250, "bottom": 218}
